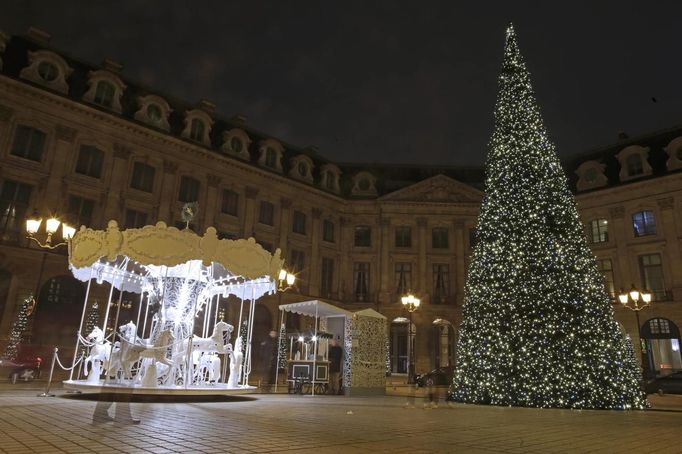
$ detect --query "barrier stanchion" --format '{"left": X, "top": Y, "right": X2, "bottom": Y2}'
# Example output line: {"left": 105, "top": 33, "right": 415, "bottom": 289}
{"left": 37, "top": 347, "right": 58, "bottom": 397}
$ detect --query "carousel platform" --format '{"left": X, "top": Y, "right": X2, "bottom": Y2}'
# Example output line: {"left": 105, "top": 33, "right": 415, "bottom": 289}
{"left": 63, "top": 380, "right": 256, "bottom": 396}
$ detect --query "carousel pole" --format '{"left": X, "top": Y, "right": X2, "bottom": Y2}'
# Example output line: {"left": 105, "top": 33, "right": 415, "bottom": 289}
{"left": 244, "top": 288, "right": 256, "bottom": 386}
{"left": 237, "top": 287, "right": 245, "bottom": 385}
{"left": 134, "top": 292, "right": 145, "bottom": 343}
{"left": 101, "top": 281, "right": 116, "bottom": 337}
{"left": 69, "top": 270, "right": 93, "bottom": 381}
{"left": 214, "top": 294, "right": 219, "bottom": 325}
{"left": 312, "top": 302, "right": 319, "bottom": 396}
{"left": 274, "top": 308, "right": 285, "bottom": 393}
{"left": 103, "top": 283, "right": 124, "bottom": 385}
{"left": 141, "top": 294, "right": 151, "bottom": 338}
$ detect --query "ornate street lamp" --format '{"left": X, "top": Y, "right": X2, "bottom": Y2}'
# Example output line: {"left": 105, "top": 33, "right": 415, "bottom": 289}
{"left": 401, "top": 293, "right": 420, "bottom": 384}
{"left": 274, "top": 268, "right": 296, "bottom": 392}
{"left": 278, "top": 268, "right": 296, "bottom": 292}
{"left": 618, "top": 284, "right": 653, "bottom": 378}
{"left": 25, "top": 211, "right": 75, "bottom": 249}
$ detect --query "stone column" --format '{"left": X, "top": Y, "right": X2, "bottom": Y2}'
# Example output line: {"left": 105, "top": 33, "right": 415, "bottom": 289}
{"left": 609, "top": 206, "right": 633, "bottom": 286}
{"left": 338, "top": 216, "right": 351, "bottom": 302}
{"left": 657, "top": 197, "right": 682, "bottom": 300}
{"left": 378, "top": 217, "right": 391, "bottom": 305}
{"left": 102, "top": 144, "right": 132, "bottom": 224}
{"left": 416, "top": 217, "right": 428, "bottom": 294}
{"left": 44, "top": 125, "right": 77, "bottom": 215}
{"left": 278, "top": 197, "right": 292, "bottom": 252}
{"left": 157, "top": 160, "right": 178, "bottom": 224}
{"left": 242, "top": 186, "right": 259, "bottom": 238}
{"left": 309, "top": 208, "right": 322, "bottom": 296}
{"left": 204, "top": 174, "right": 221, "bottom": 229}
{"left": 453, "top": 219, "right": 466, "bottom": 305}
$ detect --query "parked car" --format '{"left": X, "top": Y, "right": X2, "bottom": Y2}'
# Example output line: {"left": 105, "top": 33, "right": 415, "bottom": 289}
{"left": 645, "top": 371, "right": 682, "bottom": 395}
{"left": 0, "top": 355, "right": 43, "bottom": 383}
{"left": 416, "top": 366, "right": 455, "bottom": 387}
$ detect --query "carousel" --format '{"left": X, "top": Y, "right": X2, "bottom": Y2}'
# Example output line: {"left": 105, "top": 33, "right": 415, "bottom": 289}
{"left": 62, "top": 220, "right": 287, "bottom": 395}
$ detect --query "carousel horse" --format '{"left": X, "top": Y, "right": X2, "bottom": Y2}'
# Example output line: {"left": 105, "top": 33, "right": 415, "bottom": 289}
{"left": 136, "top": 329, "right": 175, "bottom": 382}
{"left": 106, "top": 321, "right": 139, "bottom": 381}
{"left": 171, "top": 321, "right": 233, "bottom": 385}
{"left": 195, "top": 353, "right": 221, "bottom": 384}
{"left": 83, "top": 326, "right": 111, "bottom": 379}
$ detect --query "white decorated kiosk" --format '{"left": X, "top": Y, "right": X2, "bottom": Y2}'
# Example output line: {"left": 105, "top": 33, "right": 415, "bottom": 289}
{"left": 62, "top": 220, "right": 284, "bottom": 395}
{"left": 276, "top": 300, "right": 388, "bottom": 396}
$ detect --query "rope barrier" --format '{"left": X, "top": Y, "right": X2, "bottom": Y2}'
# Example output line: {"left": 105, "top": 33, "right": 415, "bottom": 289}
{"left": 55, "top": 352, "right": 83, "bottom": 371}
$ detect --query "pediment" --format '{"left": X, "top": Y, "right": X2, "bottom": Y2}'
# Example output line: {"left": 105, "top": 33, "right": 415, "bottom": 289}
{"left": 380, "top": 174, "right": 482, "bottom": 203}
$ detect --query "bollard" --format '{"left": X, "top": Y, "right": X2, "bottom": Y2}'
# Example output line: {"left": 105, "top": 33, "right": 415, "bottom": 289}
{"left": 37, "top": 347, "right": 58, "bottom": 397}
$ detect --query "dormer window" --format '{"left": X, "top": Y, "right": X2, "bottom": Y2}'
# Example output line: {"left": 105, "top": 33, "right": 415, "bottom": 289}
{"left": 20, "top": 50, "right": 73, "bottom": 94}
{"left": 93, "top": 81, "right": 115, "bottom": 108}
{"left": 616, "top": 145, "right": 652, "bottom": 182}
{"left": 664, "top": 137, "right": 682, "bottom": 171}
{"left": 37, "top": 61, "right": 58, "bottom": 81}
{"left": 289, "top": 155, "right": 314, "bottom": 183}
{"left": 320, "top": 164, "right": 341, "bottom": 194}
{"left": 265, "top": 148, "right": 277, "bottom": 168}
{"left": 257, "top": 139, "right": 283, "bottom": 172}
{"left": 221, "top": 128, "right": 251, "bottom": 160}
{"left": 83, "top": 70, "right": 126, "bottom": 113}
{"left": 182, "top": 109, "right": 213, "bottom": 145}
{"left": 231, "top": 137, "right": 243, "bottom": 154}
{"left": 190, "top": 119, "right": 205, "bottom": 142}
{"left": 351, "top": 171, "right": 377, "bottom": 196}
{"left": 626, "top": 154, "right": 643, "bottom": 176}
{"left": 575, "top": 160, "right": 607, "bottom": 191}
{"left": 135, "top": 95, "right": 172, "bottom": 131}
{"left": 147, "top": 104, "right": 162, "bottom": 123}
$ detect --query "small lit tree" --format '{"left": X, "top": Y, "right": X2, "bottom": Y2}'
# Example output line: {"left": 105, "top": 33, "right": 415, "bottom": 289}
{"left": 277, "top": 323, "right": 287, "bottom": 370}
{"left": 80, "top": 301, "right": 99, "bottom": 356}
{"left": 2, "top": 296, "right": 33, "bottom": 360}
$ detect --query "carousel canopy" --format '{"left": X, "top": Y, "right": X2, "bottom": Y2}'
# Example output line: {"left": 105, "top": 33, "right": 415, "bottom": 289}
{"left": 279, "top": 300, "right": 350, "bottom": 318}
{"left": 68, "top": 220, "right": 284, "bottom": 299}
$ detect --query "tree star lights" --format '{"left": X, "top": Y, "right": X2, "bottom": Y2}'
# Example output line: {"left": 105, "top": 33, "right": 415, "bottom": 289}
{"left": 449, "top": 24, "right": 647, "bottom": 410}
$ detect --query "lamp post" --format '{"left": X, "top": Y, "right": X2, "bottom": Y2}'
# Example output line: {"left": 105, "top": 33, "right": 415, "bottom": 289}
{"left": 401, "top": 293, "right": 420, "bottom": 384}
{"left": 274, "top": 269, "right": 296, "bottom": 392}
{"left": 618, "top": 285, "right": 653, "bottom": 379}
{"left": 24, "top": 212, "right": 75, "bottom": 341}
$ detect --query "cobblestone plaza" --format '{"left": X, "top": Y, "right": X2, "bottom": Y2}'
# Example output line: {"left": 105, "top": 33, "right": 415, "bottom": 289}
{"left": 0, "top": 387, "right": 681, "bottom": 453}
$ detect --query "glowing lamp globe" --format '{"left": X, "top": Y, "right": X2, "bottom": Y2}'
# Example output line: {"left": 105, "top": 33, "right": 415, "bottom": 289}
{"left": 26, "top": 217, "right": 42, "bottom": 235}
{"left": 45, "top": 217, "right": 61, "bottom": 235}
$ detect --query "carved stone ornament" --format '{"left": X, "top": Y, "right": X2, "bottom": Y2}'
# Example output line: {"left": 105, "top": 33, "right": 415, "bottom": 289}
{"left": 56, "top": 125, "right": 77, "bottom": 143}
{"left": 657, "top": 197, "right": 674, "bottom": 211}
{"left": 69, "top": 220, "right": 284, "bottom": 280}
{"left": 609, "top": 206, "right": 625, "bottom": 219}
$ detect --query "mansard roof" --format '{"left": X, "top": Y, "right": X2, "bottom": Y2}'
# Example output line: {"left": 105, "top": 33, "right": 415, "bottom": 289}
{"left": 564, "top": 124, "right": 682, "bottom": 193}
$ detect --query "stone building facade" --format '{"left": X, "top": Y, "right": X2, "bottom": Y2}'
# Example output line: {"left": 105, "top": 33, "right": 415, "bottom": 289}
{"left": 0, "top": 28, "right": 680, "bottom": 378}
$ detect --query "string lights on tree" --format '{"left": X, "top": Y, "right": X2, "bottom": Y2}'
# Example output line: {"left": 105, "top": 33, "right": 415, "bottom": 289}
{"left": 2, "top": 296, "right": 34, "bottom": 360}
{"left": 450, "top": 24, "right": 647, "bottom": 410}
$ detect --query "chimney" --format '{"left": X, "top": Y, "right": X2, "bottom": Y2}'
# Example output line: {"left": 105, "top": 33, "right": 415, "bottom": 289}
{"left": 229, "top": 114, "right": 247, "bottom": 125}
{"left": 617, "top": 131, "right": 629, "bottom": 140}
{"left": 26, "top": 27, "right": 51, "bottom": 45}
{"left": 198, "top": 99, "right": 216, "bottom": 113}
{"left": 102, "top": 58, "right": 123, "bottom": 73}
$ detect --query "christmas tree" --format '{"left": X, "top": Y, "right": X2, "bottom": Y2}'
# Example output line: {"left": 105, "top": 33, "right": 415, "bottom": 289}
{"left": 451, "top": 24, "right": 647, "bottom": 410}
{"left": 2, "top": 296, "right": 32, "bottom": 360}
{"left": 277, "top": 323, "right": 287, "bottom": 370}
{"left": 81, "top": 301, "right": 100, "bottom": 355}
{"left": 239, "top": 320, "right": 248, "bottom": 353}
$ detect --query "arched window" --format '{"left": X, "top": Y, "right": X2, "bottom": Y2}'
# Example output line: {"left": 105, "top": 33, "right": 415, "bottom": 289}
{"left": 265, "top": 148, "right": 278, "bottom": 168}
{"left": 93, "top": 80, "right": 115, "bottom": 108}
{"left": 626, "top": 154, "right": 644, "bottom": 176}
{"left": 190, "top": 119, "right": 205, "bottom": 142}
{"left": 37, "top": 61, "right": 58, "bottom": 82}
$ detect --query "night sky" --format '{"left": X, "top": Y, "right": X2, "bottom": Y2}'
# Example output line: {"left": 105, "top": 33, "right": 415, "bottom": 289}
{"left": 2, "top": 1, "right": 682, "bottom": 166}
